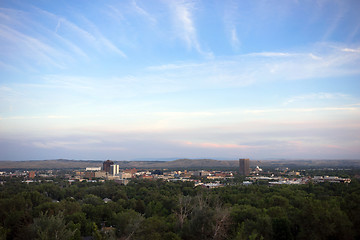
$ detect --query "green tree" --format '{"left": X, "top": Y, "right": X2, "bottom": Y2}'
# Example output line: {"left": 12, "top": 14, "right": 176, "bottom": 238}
{"left": 272, "top": 218, "right": 292, "bottom": 240}
{"left": 31, "top": 212, "right": 75, "bottom": 240}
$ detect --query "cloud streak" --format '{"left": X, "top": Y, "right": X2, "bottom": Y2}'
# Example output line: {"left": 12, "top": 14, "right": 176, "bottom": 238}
{"left": 223, "top": 0, "right": 241, "bottom": 51}
{"left": 230, "top": 28, "right": 240, "bottom": 50}
{"left": 0, "top": 5, "right": 126, "bottom": 72}
{"left": 169, "top": 0, "right": 213, "bottom": 57}
{"left": 131, "top": 0, "right": 157, "bottom": 24}
{"left": 285, "top": 92, "right": 350, "bottom": 105}
{"left": 0, "top": 23, "right": 68, "bottom": 69}
{"left": 145, "top": 43, "right": 360, "bottom": 90}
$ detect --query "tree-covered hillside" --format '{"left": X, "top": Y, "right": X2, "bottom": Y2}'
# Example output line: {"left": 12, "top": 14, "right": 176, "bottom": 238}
{"left": 0, "top": 177, "right": 359, "bottom": 239}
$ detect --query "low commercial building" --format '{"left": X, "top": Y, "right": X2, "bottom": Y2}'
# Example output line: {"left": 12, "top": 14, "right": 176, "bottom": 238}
{"left": 192, "top": 170, "right": 210, "bottom": 177}
{"left": 86, "top": 167, "right": 101, "bottom": 171}
{"left": 119, "top": 172, "right": 132, "bottom": 179}
{"left": 84, "top": 171, "right": 95, "bottom": 179}
{"left": 95, "top": 171, "right": 107, "bottom": 178}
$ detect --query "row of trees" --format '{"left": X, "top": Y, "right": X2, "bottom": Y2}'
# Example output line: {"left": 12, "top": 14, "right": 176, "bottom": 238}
{"left": 0, "top": 175, "right": 359, "bottom": 239}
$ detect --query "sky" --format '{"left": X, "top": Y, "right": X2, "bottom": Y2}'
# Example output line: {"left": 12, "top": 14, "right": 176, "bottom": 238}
{"left": 0, "top": 0, "right": 360, "bottom": 161}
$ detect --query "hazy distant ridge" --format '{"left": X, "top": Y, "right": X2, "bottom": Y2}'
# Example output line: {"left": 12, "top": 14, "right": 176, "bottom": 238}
{"left": 0, "top": 159, "right": 239, "bottom": 170}
{"left": 0, "top": 159, "right": 360, "bottom": 170}
{"left": 0, "top": 159, "right": 103, "bottom": 170}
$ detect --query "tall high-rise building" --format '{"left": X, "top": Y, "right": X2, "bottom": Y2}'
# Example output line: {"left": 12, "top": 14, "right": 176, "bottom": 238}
{"left": 103, "top": 160, "right": 114, "bottom": 173}
{"left": 239, "top": 158, "right": 250, "bottom": 176}
{"left": 110, "top": 164, "right": 119, "bottom": 176}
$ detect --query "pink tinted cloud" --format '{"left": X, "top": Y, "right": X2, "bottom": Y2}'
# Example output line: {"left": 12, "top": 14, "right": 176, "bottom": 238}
{"left": 183, "top": 141, "right": 253, "bottom": 149}
{"left": 325, "top": 144, "right": 343, "bottom": 150}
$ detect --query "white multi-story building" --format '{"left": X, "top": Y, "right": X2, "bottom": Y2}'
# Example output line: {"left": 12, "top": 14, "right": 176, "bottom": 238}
{"left": 110, "top": 164, "right": 119, "bottom": 176}
{"left": 86, "top": 167, "right": 101, "bottom": 171}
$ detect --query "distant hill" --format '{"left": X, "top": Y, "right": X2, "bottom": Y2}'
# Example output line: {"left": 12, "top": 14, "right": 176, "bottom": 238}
{"left": 0, "top": 158, "right": 239, "bottom": 170}
{"left": 0, "top": 159, "right": 103, "bottom": 170}
{"left": 122, "top": 159, "right": 239, "bottom": 169}
{"left": 0, "top": 158, "right": 359, "bottom": 170}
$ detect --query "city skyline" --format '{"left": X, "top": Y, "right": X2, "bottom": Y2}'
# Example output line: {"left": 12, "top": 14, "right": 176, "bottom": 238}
{"left": 1, "top": 0, "right": 360, "bottom": 160}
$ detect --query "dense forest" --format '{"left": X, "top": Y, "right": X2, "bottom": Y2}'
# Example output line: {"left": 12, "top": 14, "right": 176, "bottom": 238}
{"left": 0, "top": 176, "right": 359, "bottom": 240}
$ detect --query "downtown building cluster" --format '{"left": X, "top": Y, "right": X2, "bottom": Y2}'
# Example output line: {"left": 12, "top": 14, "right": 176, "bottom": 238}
{"left": 0, "top": 158, "right": 352, "bottom": 186}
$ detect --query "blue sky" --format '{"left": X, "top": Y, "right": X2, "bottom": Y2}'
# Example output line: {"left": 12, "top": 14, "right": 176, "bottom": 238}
{"left": 1, "top": 0, "right": 360, "bottom": 160}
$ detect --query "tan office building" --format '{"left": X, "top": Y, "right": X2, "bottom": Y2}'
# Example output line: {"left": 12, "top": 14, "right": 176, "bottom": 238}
{"left": 239, "top": 158, "right": 250, "bottom": 176}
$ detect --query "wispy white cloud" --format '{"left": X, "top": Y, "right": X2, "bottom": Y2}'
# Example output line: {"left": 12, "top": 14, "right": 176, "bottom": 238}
{"left": 322, "top": 1, "right": 347, "bottom": 41}
{"left": 32, "top": 138, "right": 102, "bottom": 150}
{"left": 168, "top": 0, "right": 213, "bottom": 57}
{"left": 0, "top": 60, "right": 17, "bottom": 71}
{"left": 285, "top": 92, "right": 350, "bottom": 105}
{"left": 131, "top": 0, "right": 157, "bottom": 24}
{"left": 78, "top": 15, "right": 127, "bottom": 57}
{"left": 0, "top": 5, "right": 126, "bottom": 72}
{"left": 230, "top": 27, "right": 240, "bottom": 50}
{"left": 19, "top": 75, "right": 94, "bottom": 91}
{"left": 244, "top": 106, "right": 358, "bottom": 114}
{"left": 348, "top": 22, "right": 360, "bottom": 42}
{"left": 53, "top": 32, "right": 88, "bottom": 58}
{"left": 49, "top": 11, "right": 127, "bottom": 58}
{"left": 0, "top": 7, "right": 27, "bottom": 27}
{"left": 223, "top": 0, "right": 241, "bottom": 51}
{"left": 182, "top": 141, "right": 255, "bottom": 149}
{"left": 56, "top": 18, "right": 95, "bottom": 42}
{"left": 0, "top": 86, "right": 13, "bottom": 93}
{"left": 0, "top": 115, "right": 70, "bottom": 120}
{"left": 1, "top": 7, "right": 88, "bottom": 61}
{"left": 104, "top": 4, "right": 125, "bottom": 23}
{"left": 308, "top": 53, "right": 322, "bottom": 60}
{"left": 246, "top": 52, "right": 293, "bottom": 57}
{"left": 172, "top": 0, "right": 196, "bottom": 48}
{"left": 99, "top": 35, "right": 127, "bottom": 57}
{"left": 0, "top": 23, "right": 68, "bottom": 69}
{"left": 145, "top": 43, "right": 360, "bottom": 89}
{"left": 146, "top": 62, "right": 204, "bottom": 71}
{"left": 0, "top": 9, "right": 74, "bottom": 69}
{"left": 342, "top": 48, "right": 360, "bottom": 53}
